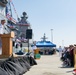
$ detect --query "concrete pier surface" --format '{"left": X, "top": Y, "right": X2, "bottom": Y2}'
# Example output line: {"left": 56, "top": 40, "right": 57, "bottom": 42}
{"left": 24, "top": 53, "right": 74, "bottom": 75}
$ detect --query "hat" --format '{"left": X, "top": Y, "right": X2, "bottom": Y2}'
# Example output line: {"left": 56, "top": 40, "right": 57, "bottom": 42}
{"left": 1, "top": 19, "right": 6, "bottom": 23}
{"left": 1, "top": 19, "right": 5, "bottom": 21}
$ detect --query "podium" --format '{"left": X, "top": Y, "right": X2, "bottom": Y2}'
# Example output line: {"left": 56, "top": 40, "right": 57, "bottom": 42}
{"left": 34, "top": 48, "right": 40, "bottom": 54}
{"left": 0, "top": 32, "right": 14, "bottom": 58}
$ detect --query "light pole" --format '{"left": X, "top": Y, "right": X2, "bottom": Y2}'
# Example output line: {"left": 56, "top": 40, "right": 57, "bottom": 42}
{"left": 51, "top": 29, "right": 53, "bottom": 42}
{"left": 62, "top": 40, "right": 64, "bottom": 49}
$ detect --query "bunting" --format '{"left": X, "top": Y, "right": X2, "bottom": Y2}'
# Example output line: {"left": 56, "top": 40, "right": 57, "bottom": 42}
{"left": 10, "top": 0, "right": 19, "bottom": 19}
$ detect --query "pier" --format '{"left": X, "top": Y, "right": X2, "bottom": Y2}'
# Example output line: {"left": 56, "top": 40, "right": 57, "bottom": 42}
{"left": 24, "top": 53, "right": 74, "bottom": 75}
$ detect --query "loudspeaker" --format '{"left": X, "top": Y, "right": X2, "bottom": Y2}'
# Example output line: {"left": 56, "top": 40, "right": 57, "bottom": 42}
{"left": 26, "top": 29, "right": 32, "bottom": 39}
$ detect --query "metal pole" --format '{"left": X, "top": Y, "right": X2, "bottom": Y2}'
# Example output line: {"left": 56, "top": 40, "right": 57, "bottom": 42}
{"left": 51, "top": 29, "right": 53, "bottom": 42}
{"left": 62, "top": 40, "right": 64, "bottom": 49}
{"left": 28, "top": 39, "right": 29, "bottom": 53}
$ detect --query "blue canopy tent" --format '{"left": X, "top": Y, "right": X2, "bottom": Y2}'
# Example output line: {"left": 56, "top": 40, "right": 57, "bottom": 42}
{"left": 31, "top": 41, "right": 56, "bottom": 55}
{"left": 32, "top": 33, "right": 56, "bottom": 55}
{"left": 36, "top": 41, "right": 56, "bottom": 47}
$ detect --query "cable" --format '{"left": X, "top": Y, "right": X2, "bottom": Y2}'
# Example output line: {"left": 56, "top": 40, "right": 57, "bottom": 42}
{"left": 10, "top": 0, "right": 19, "bottom": 20}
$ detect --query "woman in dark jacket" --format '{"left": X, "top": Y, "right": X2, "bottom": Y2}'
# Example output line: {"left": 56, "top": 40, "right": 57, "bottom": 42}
{"left": 69, "top": 45, "right": 74, "bottom": 67}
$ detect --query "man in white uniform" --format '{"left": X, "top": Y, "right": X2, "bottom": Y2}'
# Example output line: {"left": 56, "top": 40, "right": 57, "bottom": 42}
{"left": 58, "top": 46, "right": 63, "bottom": 57}
{"left": 0, "top": 19, "right": 6, "bottom": 54}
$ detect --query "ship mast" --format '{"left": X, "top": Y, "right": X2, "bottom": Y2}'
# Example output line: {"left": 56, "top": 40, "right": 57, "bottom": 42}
{"left": 41, "top": 33, "right": 48, "bottom": 41}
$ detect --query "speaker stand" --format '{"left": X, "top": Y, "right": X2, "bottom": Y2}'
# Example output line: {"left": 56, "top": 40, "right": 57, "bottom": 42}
{"left": 28, "top": 39, "right": 29, "bottom": 53}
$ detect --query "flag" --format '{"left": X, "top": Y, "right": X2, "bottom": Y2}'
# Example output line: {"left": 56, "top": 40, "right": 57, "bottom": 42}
{"left": 6, "top": 6, "right": 16, "bottom": 24}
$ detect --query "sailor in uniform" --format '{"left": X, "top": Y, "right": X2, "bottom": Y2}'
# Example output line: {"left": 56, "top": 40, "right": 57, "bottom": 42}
{"left": 0, "top": 19, "right": 6, "bottom": 54}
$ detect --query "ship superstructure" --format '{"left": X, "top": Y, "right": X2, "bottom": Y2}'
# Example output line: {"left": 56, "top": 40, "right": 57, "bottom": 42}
{"left": 0, "top": 0, "right": 8, "bottom": 21}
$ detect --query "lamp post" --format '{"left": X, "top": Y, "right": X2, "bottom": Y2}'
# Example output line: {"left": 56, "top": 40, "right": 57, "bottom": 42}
{"left": 62, "top": 40, "right": 64, "bottom": 49}
{"left": 51, "top": 29, "right": 53, "bottom": 43}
